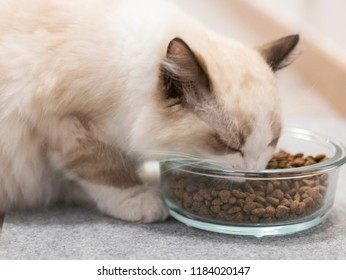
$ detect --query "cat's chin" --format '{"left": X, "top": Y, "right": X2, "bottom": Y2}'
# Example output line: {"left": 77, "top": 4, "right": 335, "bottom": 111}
{"left": 221, "top": 164, "right": 244, "bottom": 170}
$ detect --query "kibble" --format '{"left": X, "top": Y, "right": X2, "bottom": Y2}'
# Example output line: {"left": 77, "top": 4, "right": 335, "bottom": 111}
{"left": 166, "top": 150, "right": 329, "bottom": 224}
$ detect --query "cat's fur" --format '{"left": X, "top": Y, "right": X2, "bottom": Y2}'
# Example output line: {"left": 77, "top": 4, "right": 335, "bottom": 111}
{"left": 0, "top": 0, "right": 299, "bottom": 222}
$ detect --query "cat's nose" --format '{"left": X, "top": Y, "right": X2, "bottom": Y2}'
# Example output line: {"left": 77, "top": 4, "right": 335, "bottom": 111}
{"left": 244, "top": 156, "right": 255, "bottom": 170}
{"left": 244, "top": 160, "right": 256, "bottom": 170}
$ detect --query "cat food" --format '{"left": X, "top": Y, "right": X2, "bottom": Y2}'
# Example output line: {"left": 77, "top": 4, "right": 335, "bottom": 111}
{"left": 166, "top": 151, "right": 329, "bottom": 223}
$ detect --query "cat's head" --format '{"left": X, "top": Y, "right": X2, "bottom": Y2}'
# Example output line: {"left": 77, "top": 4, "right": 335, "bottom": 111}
{"left": 137, "top": 35, "right": 299, "bottom": 170}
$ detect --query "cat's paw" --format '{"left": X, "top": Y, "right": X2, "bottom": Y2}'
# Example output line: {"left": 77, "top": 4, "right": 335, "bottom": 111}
{"left": 82, "top": 182, "right": 169, "bottom": 223}
{"left": 120, "top": 188, "right": 169, "bottom": 223}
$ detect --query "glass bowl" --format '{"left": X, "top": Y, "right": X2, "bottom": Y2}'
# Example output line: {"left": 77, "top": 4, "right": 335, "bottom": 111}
{"left": 159, "top": 128, "right": 346, "bottom": 237}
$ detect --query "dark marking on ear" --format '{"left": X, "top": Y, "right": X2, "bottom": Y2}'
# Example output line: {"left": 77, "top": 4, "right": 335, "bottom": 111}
{"left": 259, "top": 34, "right": 299, "bottom": 71}
{"left": 160, "top": 37, "right": 212, "bottom": 108}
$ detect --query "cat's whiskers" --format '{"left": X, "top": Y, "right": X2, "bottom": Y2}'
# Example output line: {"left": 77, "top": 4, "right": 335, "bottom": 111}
{"left": 148, "top": 150, "right": 224, "bottom": 174}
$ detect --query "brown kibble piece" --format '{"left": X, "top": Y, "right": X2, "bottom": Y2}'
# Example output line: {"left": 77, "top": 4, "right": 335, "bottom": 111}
{"left": 280, "top": 198, "right": 290, "bottom": 207}
{"left": 210, "top": 205, "right": 220, "bottom": 214}
{"left": 192, "top": 201, "right": 202, "bottom": 212}
{"left": 273, "top": 181, "right": 281, "bottom": 187}
{"left": 228, "top": 197, "right": 237, "bottom": 204}
{"left": 245, "top": 183, "right": 255, "bottom": 194}
{"left": 232, "top": 189, "right": 246, "bottom": 199}
{"left": 200, "top": 189, "right": 212, "bottom": 200}
{"left": 267, "top": 196, "right": 280, "bottom": 206}
{"left": 237, "top": 198, "right": 245, "bottom": 207}
{"left": 174, "top": 188, "right": 184, "bottom": 199}
{"left": 183, "top": 193, "right": 193, "bottom": 207}
{"left": 292, "top": 181, "right": 300, "bottom": 189}
{"left": 294, "top": 153, "right": 304, "bottom": 158}
{"left": 319, "top": 174, "right": 328, "bottom": 181}
{"left": 231, "top": 212, "right": 244, "bottom": 222}
{"left": 285, "top": 193, "right": 293, "bottom": 201}
{"left": 219, "top": 190, "right": 231, "bottom": 203}
{"left": 303, "top": 197, "right": 314, "bottom": 207}
{"left": 243, "top": 202, "right": 257, "bottom": 213}
{"left": 315, "top": 154, "right": 326, "bottom": 161}
{"left": 260, "top": 217, "right": 274, "bottom": 223}
{"left": 318, "top": 185, "right": 327, "bottom": 194}
{"left": 304, "top": 159, "right": 316, "bottom": 166}
{"left": 193, "top": 193, "right": 204, "bottom": 202}
{"left": 306, "top": 187, "right": 322, "bottom": 200}
{"left": 280, "top": 181, "right": 290, "bottom": 191}
{"left": 272, "top": 189, "right": 284, "bottom": 200}
{"left": 276, "top": 205, "right": 290, "bottom": 219}
{"left": 289, "top": 213, "right": 298, "bottom": 220}
{"left": 186, "top": 185, "right": 198, "bottom": 192}
{"left": 199, "top": 205, "right": 210, "bottom": 216}
{"left": 294, "top": 193, "right": 301, "bottom": 201}
{"left": 221, "top": 204, "right": 230, "bottom": 211}
{"left": 299, "top": 186, "right": 311, "bottom": 194}
{"left": 228, "top": 206, "right": 242, "bottom": 214}
{"left": 302, "top": 179, "right": 315, "bottom": 186}
{"left": 291, "top": 158, "right": 306, "bottom": 167}
{"left": 290, "top": 200, "right": 299, "bottom": 212}
{"left": 264, "top": 205, "right": 276, "bottom": 217}
{"left": 204, "top": 200, "right": 211, "bottom": 206}
{"left": 255, "top": 202, "right": 265, "bottom": 208}
{"left": 211, "top": 198, "right": 223, "bottom": 206}
{"left": 249, "top": 215, "right": 259, "bottom": 223}
{"left": 254, "top": 196, "right": 266, "bottom": 205}
{"left": 251, "top": 208, "right": 266, "bottom": 217}
{"left": 266, "top": 182, "right": 274, "bottom": 194}
{"left": 296, "top": 202, "right": 306, "bottom": 215}
{"left": 216, "top": 212, "right": 227, "bottom": 220}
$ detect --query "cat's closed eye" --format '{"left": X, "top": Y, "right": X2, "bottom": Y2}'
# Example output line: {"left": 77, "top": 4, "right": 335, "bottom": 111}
{"left": 213, "top": 134, "right": 244, "bottom": 156}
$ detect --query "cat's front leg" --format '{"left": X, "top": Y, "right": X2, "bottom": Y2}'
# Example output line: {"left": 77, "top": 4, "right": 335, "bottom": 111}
{"left": 66, "top": 158, "right": 169, "bottom": 223}
{"left": 53, "top": 121, "right": 168, "bottom": 223}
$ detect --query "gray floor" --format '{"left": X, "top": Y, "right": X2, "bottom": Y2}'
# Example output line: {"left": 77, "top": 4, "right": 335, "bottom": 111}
{"left": 1, "top": 0, "right": 346, "bottom": 260}
{"left": 1, "top": 200, "right": 345, "bottom": 260}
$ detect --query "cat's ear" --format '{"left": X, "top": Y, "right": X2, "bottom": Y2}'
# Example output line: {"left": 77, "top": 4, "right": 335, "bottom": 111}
{"left": 161, "top": 37, "right": 211, "bottom": 106}
{"left": 258, "top": 34, "right": 299, "bottom": 71}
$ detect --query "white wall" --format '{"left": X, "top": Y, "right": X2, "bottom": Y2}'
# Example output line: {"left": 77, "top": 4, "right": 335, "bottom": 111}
{"left": 171, "top": 0, "right": 255, "bottom": 42}
{"left": 246, "top": 0, "right": 346, "bottom": 63}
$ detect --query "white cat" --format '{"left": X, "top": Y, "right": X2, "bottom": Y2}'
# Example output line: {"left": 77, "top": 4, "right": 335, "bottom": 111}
{"left": 0, "top": 0, "right": 299, "bottom": 222}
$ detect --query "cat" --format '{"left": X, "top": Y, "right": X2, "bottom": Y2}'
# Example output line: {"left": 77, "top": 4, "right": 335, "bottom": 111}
{"left": 0, "top": 0, "right": 299, "bottom": 222}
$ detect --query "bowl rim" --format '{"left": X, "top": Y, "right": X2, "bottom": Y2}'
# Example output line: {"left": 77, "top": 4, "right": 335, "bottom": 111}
{"left": 159, "top": 127, "right": 346, "bottom": 179}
